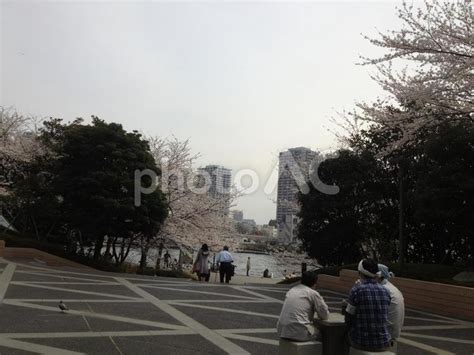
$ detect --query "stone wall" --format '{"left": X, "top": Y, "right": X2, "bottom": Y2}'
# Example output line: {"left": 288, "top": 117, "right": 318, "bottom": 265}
{"left": 318, "top": 269, "right": 474, "bottom": 321}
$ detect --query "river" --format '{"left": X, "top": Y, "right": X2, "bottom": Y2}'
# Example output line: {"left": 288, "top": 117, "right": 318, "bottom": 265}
{"left": 126, "top": 248, "right": 304, "bottom": 279}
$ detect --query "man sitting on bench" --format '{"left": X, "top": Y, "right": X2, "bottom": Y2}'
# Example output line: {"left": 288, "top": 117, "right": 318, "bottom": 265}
{"left": 344, "top": 259, "right": 391, "bottom": 353}
{"left": 277, "top": 271, "right": 329, "bottom": 341}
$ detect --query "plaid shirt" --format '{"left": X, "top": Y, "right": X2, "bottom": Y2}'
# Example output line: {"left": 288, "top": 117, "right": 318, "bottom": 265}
{"left": 347, "top": 278, "right": 391, "bottom": 350}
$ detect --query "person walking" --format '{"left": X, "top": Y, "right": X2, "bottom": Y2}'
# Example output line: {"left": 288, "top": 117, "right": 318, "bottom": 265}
{"left": 193, "top": 244, "right": 210, "bottom": 282}
{"left": 164, "top": 250, "right": 171, "bottom": 269}
{"left": 216, "top": 246, "right": 233, "bottom": 283}
{"left": 246, "top": 257, "right": 251, "bottom": 276}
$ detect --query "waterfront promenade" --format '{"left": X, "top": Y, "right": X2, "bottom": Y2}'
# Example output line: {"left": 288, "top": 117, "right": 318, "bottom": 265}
{"left": 0, "top": 257, "right": 473, "bottom": 354}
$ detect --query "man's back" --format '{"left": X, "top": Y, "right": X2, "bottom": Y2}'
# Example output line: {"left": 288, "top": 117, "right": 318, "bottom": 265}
{"left": 383, "top": 281, "right": 405, "bottom": 339}
{"left": 348, "top": 279, "right": 391, "bottom": 349}
{"left": 277, "top": 284, "right": 329, "bottom": 341}
{"left": 217, "top": 250, "right": 233, "bottom": 263}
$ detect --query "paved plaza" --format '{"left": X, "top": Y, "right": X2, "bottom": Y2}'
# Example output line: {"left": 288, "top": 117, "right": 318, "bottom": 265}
{"left": 0, "top": 258, "right": 473, "bottom": 355}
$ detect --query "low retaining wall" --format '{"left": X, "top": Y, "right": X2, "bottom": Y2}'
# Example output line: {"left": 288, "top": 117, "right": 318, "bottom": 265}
{"left": 318, "top": 269, "right": 474, "bottom": 321}
{"left": 0, "top": 241, "right": 89, "bottom": 269}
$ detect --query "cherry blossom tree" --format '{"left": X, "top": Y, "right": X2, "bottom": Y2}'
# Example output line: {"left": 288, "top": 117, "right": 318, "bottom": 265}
{"left": 141, "top": 136, "right": 238, "bottom": 268}
{"left": 348, "top": 0, "right": 473, "bottom": 151}
{"left": 0, "top": 107, "right": 40, "bottom": 195}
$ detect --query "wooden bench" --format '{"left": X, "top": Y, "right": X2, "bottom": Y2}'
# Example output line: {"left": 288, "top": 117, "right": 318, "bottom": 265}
{"left": 279, "top": 339, "right": 322, "bottom": 355}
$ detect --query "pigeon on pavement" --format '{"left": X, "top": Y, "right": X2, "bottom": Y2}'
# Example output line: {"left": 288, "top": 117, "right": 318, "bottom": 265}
{"left": 58, "top": 300, "right": 68, "bottom": 313}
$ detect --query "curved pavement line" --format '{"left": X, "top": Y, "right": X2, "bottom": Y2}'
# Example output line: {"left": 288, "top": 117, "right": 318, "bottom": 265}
{"left": 407, "top": 308, "right": 474, "bottom": 325}
{"left": 0, "top": 337, "right": 85, "bottom": 355}
{"left": 402, "top": 332, "right": 474, "bottom": 345}
{"left": 0, "top": 330, "right": 197, "bottom": 339}
{"left": 10, "top": 281, "right": 142, "bottom": 300}
{"left": 14, "top": 270, "right": 115, "bottom": 284}
{"left": 220, "top": 333, "right": 279, "bottom": 346}
{"left": 140, "top": 284, "right": 261, "bottom": 300}
{"left": 169, "top": 302, "right": 280, "bottom": 319}
{"left": 3, "top": 300, "right": 187, "bottom": 331}
{"left": 0, "top": 262, "right": 16, "bottom": 302}
{"left": 397, "top": 337, "right": 455, "bottom": 355}
{"left": 116, "top": 277, "right": 250, "bottom": 355}
{"left": 236, "top": 286, "right": 284, "bottom": 304}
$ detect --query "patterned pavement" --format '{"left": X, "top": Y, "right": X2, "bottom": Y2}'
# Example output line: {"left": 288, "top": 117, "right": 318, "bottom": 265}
{"left": 0, "top": 258, "right": 473, "bottom": 354}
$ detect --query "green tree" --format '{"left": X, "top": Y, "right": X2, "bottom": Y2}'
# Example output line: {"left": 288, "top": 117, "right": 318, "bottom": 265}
{"left": 301, "top": 120, "right": 474, "bottom": 267}
{"left": 298, "top": 150, "right": 397, "bottom": 266}
{"left": 406, "top": 122, "right": 474, "bottom": 265}
{"left": 8, "top": 117, "right": 168, "bottom": 265}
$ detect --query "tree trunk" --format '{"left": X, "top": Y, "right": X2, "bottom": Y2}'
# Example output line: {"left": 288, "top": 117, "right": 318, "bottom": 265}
{"left": 104, "top": 236, "right": 112, "bottom": 260}
{"left": 139, "top": 235, "right": 150, "bottom": 272}
{"left": 31, "top": 215, "right": 40, "bottom": 240}
{"left": 93, "top": 236, "right": 104, "bottom": 261}
{"left": 119, "top": 236, "right": 134, "bottom": 266}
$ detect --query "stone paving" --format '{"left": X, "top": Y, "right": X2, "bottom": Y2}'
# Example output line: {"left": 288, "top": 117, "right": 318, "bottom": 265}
{"left": 0, "top": 258, "right": 473, "bottom": 354}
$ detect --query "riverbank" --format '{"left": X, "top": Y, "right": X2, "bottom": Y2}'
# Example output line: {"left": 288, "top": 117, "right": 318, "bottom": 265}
{"left": 1, "top": 230, "right": 319, "bottom": 278}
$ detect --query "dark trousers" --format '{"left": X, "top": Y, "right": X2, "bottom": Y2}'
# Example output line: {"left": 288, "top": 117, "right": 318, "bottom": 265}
{"left": 219, "top": 262, "right": 232, "bottom": 283}
{"left": 198, "top": 272, "right": 210, "bottom": 282}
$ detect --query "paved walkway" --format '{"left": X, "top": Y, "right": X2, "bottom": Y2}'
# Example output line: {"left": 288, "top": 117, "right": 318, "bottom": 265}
{"left": 206, "top": 272, "right": 280, "bottom": 285}
{"left": 0, "top": 257, "right": 473, "bottom": 354}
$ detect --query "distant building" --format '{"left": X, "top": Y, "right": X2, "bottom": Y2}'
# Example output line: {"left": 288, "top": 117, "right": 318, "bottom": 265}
{"left": 260, "top": 224, "right": 278, "bottom": 238}
{"left": 276, "top": 147, "right": 319, "bottom": 243}
{"left": 242, "top": 219, "right": 257, "bottom": 227}
{"left": 198, "top": 165, "right": 232, "bottom": 215}
{"left": 231, "top": 210, "right": 244, "bottom": 222}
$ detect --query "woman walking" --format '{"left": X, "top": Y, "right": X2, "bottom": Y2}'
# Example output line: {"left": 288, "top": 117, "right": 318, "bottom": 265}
{"left": 193, "top": 244, "right": 210, "bottom": 282}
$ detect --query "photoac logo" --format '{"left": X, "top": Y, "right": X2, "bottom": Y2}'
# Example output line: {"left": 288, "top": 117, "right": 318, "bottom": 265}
{"left": 134, "top": 153, "right": 339, "bottom": 206}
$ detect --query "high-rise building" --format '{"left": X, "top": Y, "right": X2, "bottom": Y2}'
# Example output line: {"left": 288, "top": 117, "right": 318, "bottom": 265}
{"left": 198, "top": 165, "right": 232, "bottom": 215}
{"left": 276, "top": 147, "right": 318, "bottom": 243}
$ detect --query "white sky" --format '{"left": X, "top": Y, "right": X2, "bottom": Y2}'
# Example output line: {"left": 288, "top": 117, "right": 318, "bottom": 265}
{"left": 1, "top": 0, "right": 403, "bottom": 224}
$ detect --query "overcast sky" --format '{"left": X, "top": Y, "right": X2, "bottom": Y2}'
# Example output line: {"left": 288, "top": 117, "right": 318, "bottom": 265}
{"left": 1, "top": 1, "right": 403, "bottom": 224}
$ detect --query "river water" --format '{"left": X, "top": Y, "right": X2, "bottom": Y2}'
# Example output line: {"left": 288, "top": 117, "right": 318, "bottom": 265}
{"left": 126, "top": 248, "right": 298, "bottom": 279}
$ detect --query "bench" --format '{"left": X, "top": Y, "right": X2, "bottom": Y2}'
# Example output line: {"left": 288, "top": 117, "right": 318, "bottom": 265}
{"left": 278, "top": 339, "right": 322, "bottom": 355}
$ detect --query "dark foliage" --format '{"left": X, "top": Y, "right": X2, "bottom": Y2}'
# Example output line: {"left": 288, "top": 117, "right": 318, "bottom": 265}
{"left": 298, "top": 121, "right": 473, "bottom": 267}
{"left": 3, "top": 117, "right": 168, "bottom": 265}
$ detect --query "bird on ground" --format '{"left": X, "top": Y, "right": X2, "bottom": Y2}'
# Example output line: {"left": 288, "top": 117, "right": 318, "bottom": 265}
{"left": 58, "top": 300, "right": 68, "bottom": 313}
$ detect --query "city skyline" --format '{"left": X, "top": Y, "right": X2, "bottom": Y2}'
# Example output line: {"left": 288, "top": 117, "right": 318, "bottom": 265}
{"left": 2, "top": 1, "right": 402, "bottom": 224}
